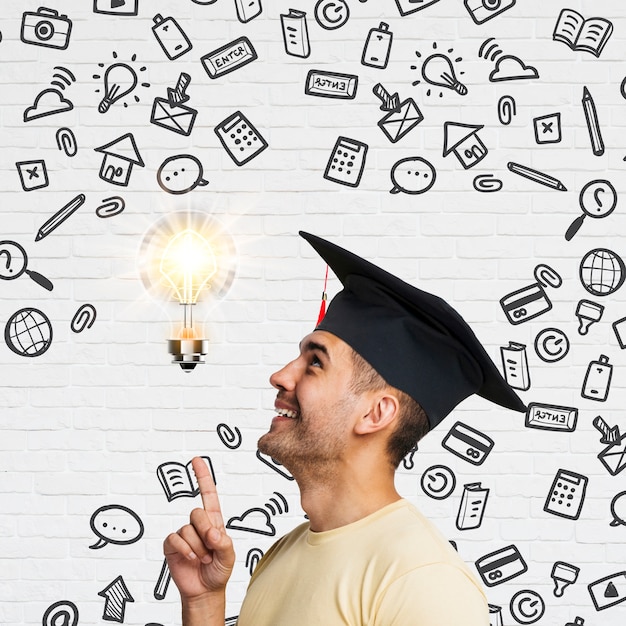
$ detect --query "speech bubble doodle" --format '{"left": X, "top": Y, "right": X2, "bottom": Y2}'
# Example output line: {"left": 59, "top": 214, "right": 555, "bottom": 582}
{"left": 89, "top": 504, "right": 144, "bottom": 549}
{"left": 157, "top": 154, "right": 208, "bottom": 195}
{"left": 610, "top": 491, "right": 626, "bottom": 527}
{"left": 389, "top": 157, "right": 436, "bottom": 195}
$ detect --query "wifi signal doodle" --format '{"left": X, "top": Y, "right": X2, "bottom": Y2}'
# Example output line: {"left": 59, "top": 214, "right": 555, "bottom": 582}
{"left": 51, "top": 66, "right": 77, "bottom": 91}
{"left": 478, "top": 38, "right": 539, "bottom": 83}
{"left": 24, "top": 67, "right": 76, "bottom": 122}
{"left": 226, "top": 493, "right": 289, "bottom": 536}
{"left": 245, "top": 548, "right": 265, "bottom": 575}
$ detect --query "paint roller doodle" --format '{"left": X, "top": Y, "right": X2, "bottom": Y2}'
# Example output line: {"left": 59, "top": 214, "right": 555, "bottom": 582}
{"left": 89, "top": 504, "right": 144, "bottom": 549}
{"left": 497, "top": 95, "right": 516, "bottom": 125}
{"left": 245, "top": 548, "right": 265, "bottom": 575}
{"left": 96, "top": 196, "right": 125, "bottom": 219}
{"left": 217, "top": 423, "right": 242, "bottom": 449}
{"left": 70, "top": 303, "right": 97, "bottom": 333}
{"left": 55, "top": 127, "right": 77, "bottom": 157}
{"left": 43, "top": 601, "right": 79, "bottom": 626}
{"left": 226, "top": 493, "right": 289, "bottom": 536}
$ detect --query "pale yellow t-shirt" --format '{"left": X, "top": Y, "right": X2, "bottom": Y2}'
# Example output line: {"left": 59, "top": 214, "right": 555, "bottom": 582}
{"left": 237, "top": 499, "right": 488, "bottom": 626}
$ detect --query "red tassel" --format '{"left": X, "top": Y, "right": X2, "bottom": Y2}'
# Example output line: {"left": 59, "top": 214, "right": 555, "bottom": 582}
{"left": 316, "top": 264, "right": 329, "bottom": 326}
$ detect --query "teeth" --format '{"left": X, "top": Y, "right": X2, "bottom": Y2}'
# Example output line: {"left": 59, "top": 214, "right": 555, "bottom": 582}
{"left": 276, "top": 408, "right": 297, "bottom": 419}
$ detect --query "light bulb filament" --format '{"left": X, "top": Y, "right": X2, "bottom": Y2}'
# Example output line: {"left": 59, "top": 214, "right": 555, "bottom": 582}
{"left": 421, "top": 53, "right": 468, "bottom": 96}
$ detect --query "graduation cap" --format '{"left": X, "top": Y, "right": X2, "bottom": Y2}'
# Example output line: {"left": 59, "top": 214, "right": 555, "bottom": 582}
{"left": 300, "top": 231, "right": 526, "bottom": 429}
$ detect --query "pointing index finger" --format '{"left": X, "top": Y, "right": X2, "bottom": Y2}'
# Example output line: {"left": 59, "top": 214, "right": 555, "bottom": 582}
{"left": 192, "top": 456, "right": 224, "bottom": 529}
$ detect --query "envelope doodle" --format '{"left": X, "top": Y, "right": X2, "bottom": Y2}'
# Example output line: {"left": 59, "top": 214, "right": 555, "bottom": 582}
{"left": 150, "top": 73, "right": 197, "bottom": 136}
{"left": 378, "top": 97, "right": 423, "bottom": 143}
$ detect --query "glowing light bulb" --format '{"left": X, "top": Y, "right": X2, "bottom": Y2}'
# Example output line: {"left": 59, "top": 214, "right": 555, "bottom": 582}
{"left": 98, "top": 63, "right": 138, "bottom": 114}
{"left": 421, "top": 53, "right": 467, "bottom": 96}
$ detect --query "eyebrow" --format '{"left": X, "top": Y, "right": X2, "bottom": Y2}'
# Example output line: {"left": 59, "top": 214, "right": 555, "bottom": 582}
{"left": 299, "top": 339, "right": 330, "bottom": 359}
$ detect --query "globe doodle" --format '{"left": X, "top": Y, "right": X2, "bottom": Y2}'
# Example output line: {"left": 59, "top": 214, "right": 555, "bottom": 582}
{"left": 4, "top": 307, "right": 53, "bottom": 357}
{"left": 579, "top": 248, "right": 625, "bottom": 297}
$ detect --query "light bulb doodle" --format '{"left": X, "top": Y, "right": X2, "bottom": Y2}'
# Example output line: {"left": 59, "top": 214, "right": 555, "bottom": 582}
{"left": 139, "top": 212, "right": 236, "bottom": 371}
{"left": 93, "top": 51, "right": 150, "bottom": 113}
{"left": 411, "top": 43, "right": 467, "bottom": 97}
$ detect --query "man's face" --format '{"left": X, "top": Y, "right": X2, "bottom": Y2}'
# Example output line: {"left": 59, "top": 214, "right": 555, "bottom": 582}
{"left": 257, "top": 330, "right": 364, "bottom": 476}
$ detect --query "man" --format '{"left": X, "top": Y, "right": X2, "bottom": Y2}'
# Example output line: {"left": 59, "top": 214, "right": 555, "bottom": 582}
{"left": 164, "top": 232, "right": 526, "bottom": 625}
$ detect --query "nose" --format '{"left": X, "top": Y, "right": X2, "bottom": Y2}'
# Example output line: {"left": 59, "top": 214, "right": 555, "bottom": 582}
{"left": 269, "top": 357, "right": 300, "bottom": 391}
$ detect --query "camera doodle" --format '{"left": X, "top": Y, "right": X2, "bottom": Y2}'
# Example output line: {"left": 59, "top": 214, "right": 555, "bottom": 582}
{"left": 464, "top": 0, "right": 516, "bottom": 25}
{"left": 21, "top": 7, "right": 73, "bottom": 50}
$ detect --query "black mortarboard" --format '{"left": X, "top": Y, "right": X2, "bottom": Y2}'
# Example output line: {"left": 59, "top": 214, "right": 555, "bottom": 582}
{"left": 300, "top": 231, "right": 526, "bottom": 429}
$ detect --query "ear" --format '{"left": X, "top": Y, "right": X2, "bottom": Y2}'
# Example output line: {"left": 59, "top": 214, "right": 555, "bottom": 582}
{"left": 354, "top": 393, "right": 400, "bottom": 436}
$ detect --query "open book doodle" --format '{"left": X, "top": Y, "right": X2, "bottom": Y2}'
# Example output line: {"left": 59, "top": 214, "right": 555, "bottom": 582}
{"left": 553, "top": 9, "right": 613, "bottom": 58}
{"left": 157, "top": 456, "right": 215, "bottom": 502}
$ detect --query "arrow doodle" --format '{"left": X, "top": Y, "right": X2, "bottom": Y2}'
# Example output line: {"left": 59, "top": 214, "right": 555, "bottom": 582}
{"left": 98, "top": 575, "right": 134, "bottom": 623}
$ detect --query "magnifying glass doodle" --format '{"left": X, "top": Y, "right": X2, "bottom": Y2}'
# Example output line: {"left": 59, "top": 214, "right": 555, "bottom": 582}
{"left": 565, "top": 180, "right": 617, "bottom": 241}
{"left": 0, "top": 240, "right": 53, "bottom": 291}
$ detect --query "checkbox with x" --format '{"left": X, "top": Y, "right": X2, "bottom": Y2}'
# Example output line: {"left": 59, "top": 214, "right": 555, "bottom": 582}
{"left": 16, "top": 159, "right": 49, "bottom": 191}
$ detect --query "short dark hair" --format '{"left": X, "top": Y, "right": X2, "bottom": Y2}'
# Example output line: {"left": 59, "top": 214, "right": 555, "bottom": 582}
{"left": 349, "top": 349, "right": 430, "bottom": 469}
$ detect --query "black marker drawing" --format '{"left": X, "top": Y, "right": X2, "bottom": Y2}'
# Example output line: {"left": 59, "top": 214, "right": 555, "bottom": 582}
{"left": 152, "top": 14, "right": 192, "bottom": 60}
{"left": 588, "top": 570, "right": 626, "bottom": 610}
{"left": 464, "top": 0, "right": 515, "bottom": 24}
{"left": 43, "top": 601, "right": 79, "bottom": 626}
{"left": 525, "top": 403, "right": 577, "bottom": 432}
{"left": 151, "top": 73, "right": 197, "bottom": 136}
{"left": 256, "top": 450, "right": 294, "bottom": 480}
{"left": 579, "top": 248, "right": 625, "bottom": 297}
{"left": 35, "top": 193, "right": 86, "bottom": 241}
{"left": 4, "top": 307, "right": 53, "bottom": 357}
{"left": 89, "top": 504, "right": 144, "bottom": 549}
{"left": 157, "top": 456, "right": 215, "bottom": 502}
{"left": 24, "top": 88, "right": 74, "bottom": 122}
{"left": 226, "top": 492, "right": 288, "bottom": 536}
{"left": 582, "top": 87, "right": 604, "bottom": 156}
{"left": 507, "top": 161, "right": 567, "bottom": 191}
{"left": 500, "top": 264, "right": 562, "bottom": 325}
{"left": 442, "top": 421, "right": 494, "bottom": 466}
{"left": 552, "top": 561, "right": 580, "bottom": 596}
{"left": 361, "top": 22, "right": 392, "bottom": 68}
{"left": 500, "top": 341, "right": 530, "bottom": 390}
{"left": 411, "top": 43, "right": 467, "bottom": 96}
{"left": 99, "top": 575, "right": 134, "bottom": 623}
{"left": 509, "top": 590, "right": 545, "bottom": 625}
{"left": 402, "top": 443, "right": 418, "bottom": 471}
{"left": 315, "top": 0, "right": 349, "bottom": 30}
{"left": 201, "top": 37, "right": 257, "bottom": 79}
{"left": 534, "top": 328, "right": 569, "bottom": 362}
{"left": 217, "top": 423, "right": 242, "bottom": 449}
{"left": 553, "top": 9, "right": 613, "bottom": 58}
{"left": 154, "top": 558, "right": 171, "bottom": 600}
{"left": 56, "top": 127, "right": 77, "bottom": 157}
{"left": 479, "top": 38, "right": 539, "bottom": 82}
{"left": 544, "top": 468, "right": 588, "bottom": 520}
{"left": 395, "top": 0, "right": 440, "bottom": 16}
{"left": 566, "top": 179, "right": 616, "bottom": 241}
{"left": 456, "top": 482, "right": 489, "bottom": 531}
{"left": 533, "top": 112, "right": 561, "bottom": 144}
{"left": 489, "top": 605, "right": 503, "bottom": 626}
{"left": 389, "top": 157, "right": 435, "bottom": 195}
{"left": 235, "top": 0, "right": 262, "bottom": 23}
{"left": 306, "top": 70, "right": 358, "bottom": 99}
{"left": 581, "top": 355, "right": 612, "bottom": 402}
{"left": 575, "top": 300, "right": 604, "bottom": 334}
{"left": 94, "top": 133, "right": 144, "bottom": 186}
{"left": 225, "top": 618, "right": 239, "bottom": 626}
{"left": 245, "top": 548, "right": 264, "bottom": 575}
{"left": 497, "top": 95, "right": 516, "bottom": 125}
{"left": 96, "top": 196, "right": 125, "bottom": 219}
{"left": 0, "top": 241, "right": 54, "bottom": 291}
{"left": 157, "top": 155, "right": 209, "bottom": 195}
{"left": 324, "top": 137, "right": 368, "bottom": 187}
{"left": 473, "top": 174, "right": 502, "bottom": 192}
{"left": 593, "top": 415, "right": 620, "bottom": 446}
{"left": 16, "top": 159, "right": 49, "bottom": 192}
{"left": 21, "top": 7, "right": 72, "bottom": 50}
{"left": 614, "top": 316, "right": 626, "bottom": 349}
{"left": 374, "top": 84, "right": 424, "bottom": 143}
{"left": 281, "top": 9, "right": 310, "bottom": 58}
{"left": 475, "top": 544, "right": 528, "bottom": 587}
{"left": 215, "top": 111, "right": 268, "bottom": 166}
{"left": 442, "top": 122, "right": 487, "bottom": 169}
{"left": 420, "top": 465, "right": 456, "bottom": 500}
{"left": 610, "top": 492, "right": 626, "bottom": 527}
{"left": 71, "top": 304, "right": 97, "bottom": 333}
{"left": 94, "top": 55, "right": 149, "bottom": 113}
{"left": 599, "top": 424, "right": 626, "bottom": 476}
{"left": 94, "top": 0, "right": 139, "bottom": 16}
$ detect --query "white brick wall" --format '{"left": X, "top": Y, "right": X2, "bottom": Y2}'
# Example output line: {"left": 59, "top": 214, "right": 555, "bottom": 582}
{"left": 1, "top": 1, "right": 626, "bottom": 624}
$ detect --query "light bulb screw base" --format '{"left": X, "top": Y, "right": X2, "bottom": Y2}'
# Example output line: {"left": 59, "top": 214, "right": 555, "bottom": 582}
{"left": 168, "top": 338, "right": 209, "bottom": 372}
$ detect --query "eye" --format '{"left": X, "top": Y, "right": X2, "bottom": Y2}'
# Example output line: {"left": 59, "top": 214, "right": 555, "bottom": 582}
{"left": 310, "top": 354, "right": 322, "bottom": 368}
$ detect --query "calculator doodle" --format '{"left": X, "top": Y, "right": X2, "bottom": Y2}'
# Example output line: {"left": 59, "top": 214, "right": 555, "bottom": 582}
{"left": 214, "top": 111, "right": 268, "bottom": 166}
{"left": 323, "top": 136, "right": 368, "bottom": 187}
{"left": 544, "top": 468, "right": 588, "bottom": 520}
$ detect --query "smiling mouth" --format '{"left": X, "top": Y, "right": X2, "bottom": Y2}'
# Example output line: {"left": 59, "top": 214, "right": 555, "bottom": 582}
{"left": 275, "top": 407, "right": 298, "bottom": 419}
